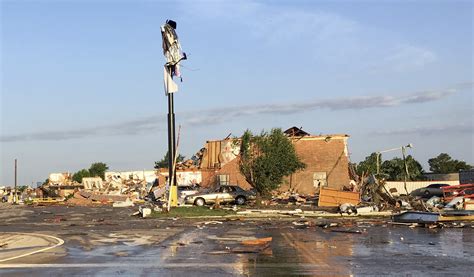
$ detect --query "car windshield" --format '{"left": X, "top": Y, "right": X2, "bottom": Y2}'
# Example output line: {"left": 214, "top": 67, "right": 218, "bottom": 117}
{"left": 219, "top": 187, "right": 229, "bottom": 193}
{"left": 216, "top": 186, "right": 235, "bottom": 193}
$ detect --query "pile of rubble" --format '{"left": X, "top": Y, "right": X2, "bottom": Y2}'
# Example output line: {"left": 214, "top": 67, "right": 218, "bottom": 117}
{"left": 175, "top": 147, "right": 206, "bottom": 171}
{"left": 101, "top": 177, "right": 149, "bottom": 199}
{"left": 265, "top": 173, "right": 473, "bottom": 226}
{"left": 269, "top": 191, "right": 318, "bottom": 206}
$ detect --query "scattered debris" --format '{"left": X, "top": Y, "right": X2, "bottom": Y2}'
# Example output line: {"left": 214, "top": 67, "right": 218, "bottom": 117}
{"left": 444, "top": 197, "right": 465, "bottom": 210}
{"left": 114, "top": 251, "right": 129, "bottom": 257}
{"left": 339, "top": 203, "right": 357, "bottom": 215}
{"left": 356, "top": 205, "right": 378, "bottom": 214}
{"left": 139, "top": 207, "right": 152, "bottom": 218}
{"left": 330, "top": 229, "right": 363, "bottom": 234}
{"left": 112, "top": 198, "right": 134, "bottom": 208}
{"left": 425, "top": 196, "right": 442, "bottom": 209}
{"left": 292, "top": 220, "right": 310, "bottom": 229}
{"left": 393, "top": 211, "right": 440, "bottom": 224}
{"left": 241, "top": 237, "right": 272, "bottom": 246}
{"left": 203, "top": 221, "right": 223, "bottom": 225}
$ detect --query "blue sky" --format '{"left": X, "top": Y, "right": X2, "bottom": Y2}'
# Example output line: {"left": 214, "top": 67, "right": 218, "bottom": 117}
{"left": 1, "top": 0, "right": 472, "bottom": 186}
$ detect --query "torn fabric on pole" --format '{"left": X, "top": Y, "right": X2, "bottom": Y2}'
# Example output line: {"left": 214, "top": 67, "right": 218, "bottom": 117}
{"left": 164, "top": 66, "right": 178, "bottom": 94}
{"left": 161, "top": 20, "right": 187, "bottom": 95}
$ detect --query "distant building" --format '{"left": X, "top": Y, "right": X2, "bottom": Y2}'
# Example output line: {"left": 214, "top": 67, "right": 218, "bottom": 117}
{"left": 459, "top": 169, "right": 474, "bottom": 184}
{"left": 423, "top": 173, "right": 459, "bottom": 182}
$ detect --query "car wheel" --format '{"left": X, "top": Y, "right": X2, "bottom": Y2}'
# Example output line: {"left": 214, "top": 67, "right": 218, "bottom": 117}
{"left": 194, "top": 198, "right": 205, "bottom": 207}
{"left": 424, "top": 190, "right": 431, "bottom": 196}
{"left": 236, "top": 196, "right": 246, "bottom": 205}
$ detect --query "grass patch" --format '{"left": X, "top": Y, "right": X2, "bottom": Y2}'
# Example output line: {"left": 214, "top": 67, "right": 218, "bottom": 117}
{"left": 151, "top": 206, "right": 236, "bottom": 218}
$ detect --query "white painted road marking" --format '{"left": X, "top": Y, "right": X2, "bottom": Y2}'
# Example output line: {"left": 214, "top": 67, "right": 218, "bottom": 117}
{"left": 0, "top": 232, "right": 64, "bottom": 263}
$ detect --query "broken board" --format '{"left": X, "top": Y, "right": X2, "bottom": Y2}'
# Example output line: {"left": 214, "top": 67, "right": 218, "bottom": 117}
{"left": 318, "top": 187, "right": 360, "bottom": 207}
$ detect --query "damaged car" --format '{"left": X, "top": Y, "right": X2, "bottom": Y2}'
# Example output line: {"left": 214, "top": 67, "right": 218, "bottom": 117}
{"left": 184, "top": 185, "right": 255, "bottom": 206}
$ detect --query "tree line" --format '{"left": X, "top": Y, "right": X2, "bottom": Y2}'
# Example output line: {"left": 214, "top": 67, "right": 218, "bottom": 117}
{"left": 72, "top": 162, "right": 109, "bottom": 183}
{"left": 356, "top": 153, "right": 472, "bottom": 181}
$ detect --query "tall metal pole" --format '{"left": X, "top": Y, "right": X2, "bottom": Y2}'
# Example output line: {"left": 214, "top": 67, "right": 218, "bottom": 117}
{"left": 162, "top": 19, "right": 185, "bottom": 208}
{"left": 14, "top": 159, "right": 17, "bottom": 204}
{"left": 168, "top": 93, "right": 176, "bottom": 185}
{"left": 167, "top": 92, "right": 178, "bottom": 207}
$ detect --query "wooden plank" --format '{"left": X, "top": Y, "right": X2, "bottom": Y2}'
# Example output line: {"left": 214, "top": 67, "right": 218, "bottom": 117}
{"left": 318, "top": 187, "right": 360, "bottom": 207}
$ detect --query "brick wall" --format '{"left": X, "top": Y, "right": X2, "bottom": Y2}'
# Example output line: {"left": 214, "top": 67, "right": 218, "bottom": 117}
{"left": 280, "top": 137, "right": 350, "bottom": 194}
{"left": 201, "top": 158, "right": 252, "bottom": 189}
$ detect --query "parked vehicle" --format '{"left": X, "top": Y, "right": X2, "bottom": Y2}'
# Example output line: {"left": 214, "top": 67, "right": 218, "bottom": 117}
{"left": 184, "top": 185, "right": 255, "bottom": 206}
{"left": 410, "top": 183, "right": 450, "bottom": 198}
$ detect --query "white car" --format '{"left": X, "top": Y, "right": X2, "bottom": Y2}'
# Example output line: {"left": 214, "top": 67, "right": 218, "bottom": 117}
{"left": 184, "top": 185, "right": 256, "bottom": 206}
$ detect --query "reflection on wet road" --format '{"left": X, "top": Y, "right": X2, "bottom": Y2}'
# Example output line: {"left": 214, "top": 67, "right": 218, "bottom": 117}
{"left": 1, "top": 220, "right": 473, "bottom": 276}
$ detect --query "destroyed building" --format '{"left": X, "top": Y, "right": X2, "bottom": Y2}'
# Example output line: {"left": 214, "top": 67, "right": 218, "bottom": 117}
{"left": 187, "top": 127, "right": 351, "bottom": 195}
{"left": 105, "top": 170, "right": 157, "bottom": 184}
{"left": 156, "top": 169, "right": 201, "bottom": 188}
{"left": 43, "top": 172, "right": 83, "bottom": 197}
{"left": 41, "top": 127, "right": 350, "bottom": 201}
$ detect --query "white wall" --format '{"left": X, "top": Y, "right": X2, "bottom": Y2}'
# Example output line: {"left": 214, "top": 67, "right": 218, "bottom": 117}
{"left": 385, "top": 180, "right": 460, "bottom": 195}
{"left": 105, "top": 170, "right": 157, "bottom": 183}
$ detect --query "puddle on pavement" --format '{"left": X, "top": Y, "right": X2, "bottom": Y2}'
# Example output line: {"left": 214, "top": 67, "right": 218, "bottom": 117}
{"left": 3, "top": 224, "right": 474, "bottom": 276}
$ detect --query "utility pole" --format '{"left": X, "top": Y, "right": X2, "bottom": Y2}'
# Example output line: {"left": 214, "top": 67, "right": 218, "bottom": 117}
{"left": 376, "top": 144, "right": 413, "bottom": 195}
{"left": 14, "top": 159, "right": 17, "bottom": 204}
{"left": 401, "top": 145, "right": 410, "bottom": 195}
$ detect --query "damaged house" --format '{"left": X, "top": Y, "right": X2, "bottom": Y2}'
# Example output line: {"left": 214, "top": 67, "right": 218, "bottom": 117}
{"left": 180, "top": 127, "right": 351, "bottom": 195}
{"left": 43, "top": 172, "right": 84, "bottom": 197}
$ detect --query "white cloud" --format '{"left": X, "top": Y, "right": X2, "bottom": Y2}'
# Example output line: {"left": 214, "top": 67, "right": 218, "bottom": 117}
{"left": 378, "top": 44, "right": 437, "bottom": 72}
{"left": 1, "top": 85, "right": 461, "bottom": 142}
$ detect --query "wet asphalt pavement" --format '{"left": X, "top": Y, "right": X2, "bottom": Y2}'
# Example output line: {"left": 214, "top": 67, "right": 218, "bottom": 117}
{"left": 1, "top": 205, "right": 473, "bottom": 276}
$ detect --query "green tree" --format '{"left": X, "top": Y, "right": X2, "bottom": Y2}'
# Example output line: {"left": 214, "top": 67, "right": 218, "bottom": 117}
{"left": 72, "top": 169, "right": 90, "bottom": 183}
{"left": 88, "top": 162, "right": 109, "bottom": 179}
{"left": 428, "top": 153, "right": 472, "bottom": 174}
{"left": 17, "top": 185, "right": 28, "bottom": 193}
{"left": 239, "top": 128, "right": 306, "bottom": 196}
{"left": 154, "top": 151, "right": 185, "bottom": 169}
{"left": 381, "top": 155, "right": 424, "bottom": 181}
{"left": 356, "top": 152, "right": 379, "bottom": 176}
